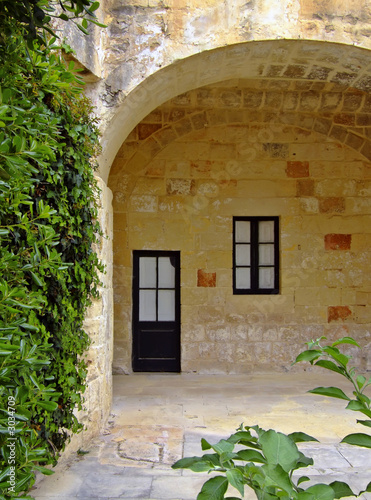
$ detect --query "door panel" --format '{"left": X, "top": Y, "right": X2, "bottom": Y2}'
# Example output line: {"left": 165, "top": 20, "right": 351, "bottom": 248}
{"left": 132, "top": 251, "right": 180, "bottom": 372}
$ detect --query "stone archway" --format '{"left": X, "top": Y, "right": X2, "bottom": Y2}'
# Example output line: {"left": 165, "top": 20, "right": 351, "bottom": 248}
{"left": 99, "top": 40, "right": 371, "bottom": 183}
{"left": 106, "top": 43, "right": 371, "bottom": 373}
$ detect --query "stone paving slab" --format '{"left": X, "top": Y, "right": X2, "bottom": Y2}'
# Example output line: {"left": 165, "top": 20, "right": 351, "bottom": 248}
{"left": 32, "top": 373, "right": 371, "bottom": 500}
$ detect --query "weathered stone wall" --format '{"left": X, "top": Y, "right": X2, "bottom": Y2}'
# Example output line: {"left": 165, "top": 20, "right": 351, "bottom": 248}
{"left": 93, "top": 0, "right": 371, "bottom": 171}
{"left": 62, "top": 178, "right": 114, "bottom": 456}
{"left": 109, "top": 81, "right": 371, "bottom": 374}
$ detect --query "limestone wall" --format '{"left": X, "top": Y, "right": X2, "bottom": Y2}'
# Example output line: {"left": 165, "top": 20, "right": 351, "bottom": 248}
{"left": 63, "top": 178, "right": 114, "bottom": 455}
{"left": 89, "top": 0, "right": 371, "bottom": 169}
{"left": 109, "top": 82, "right": 371, "bottom": 374}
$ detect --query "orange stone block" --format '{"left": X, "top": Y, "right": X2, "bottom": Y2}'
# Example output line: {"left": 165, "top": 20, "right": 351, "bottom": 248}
{"left": 286, "top": 161, "right": 309, "bottom": 178}
{"left": 328, "top": 306, "right": 352, "bottom": 323}
{"left": 324, "top": 234, "right": 351, "bottom": 250}
{"left": 197, "top": 269, "right": 216, "bottom": 287}
{"left": 319, "top": 197, "right": 345, "bottom": 213}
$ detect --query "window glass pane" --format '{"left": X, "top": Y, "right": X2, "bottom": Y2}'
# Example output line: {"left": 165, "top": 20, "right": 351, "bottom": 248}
{"left": 158, "top": 290, "right": 175, "bottom": 321}
{"left": 236, "top": 244, "right": 250, "bottom": 266}
{"left": 236, "top": 268, "right": 250, "bottom": 289}
{"left": 259, "top": 244, "right": 274, "bottom": 265}
{"left": 235, "top": 221, "right": 250, "bottom": 242}
{"left": 259, "top": 267, "right": 274, "bottom": 288}
{"left": 158, "top": 257, "right": 175, "bottom": 288}
{"left": 139, "top": 257, "right": 157, "bottom": 288}
{"left": 259, "top": 221, "right": 274, "bottom": 242}
{"left": 139, "top": 290, "right": 156, "bottom": 320}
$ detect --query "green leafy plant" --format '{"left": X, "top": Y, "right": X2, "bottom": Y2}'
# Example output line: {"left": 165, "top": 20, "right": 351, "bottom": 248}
{"left": 0, "top": 2, "right": 104, "bottom": 498}
{"left": 173, "top": 336, "right": 371, "bottom": 499}
{"left": 0, "top": 0, "right": 105, "bottom": 44}
{"left": 294, "top": 336, "right": 371, "bottom": 450}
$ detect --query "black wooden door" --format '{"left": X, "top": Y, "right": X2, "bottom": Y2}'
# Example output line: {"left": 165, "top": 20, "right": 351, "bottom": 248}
{"left": 132, "top": 251, "right": 181, "bottom": 372}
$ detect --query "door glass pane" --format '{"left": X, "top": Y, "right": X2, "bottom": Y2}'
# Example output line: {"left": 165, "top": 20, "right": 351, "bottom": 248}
{"left": 158, "top": 290, "right": 175, "bottom": 321}
{"left": 259, "top": 221, "right": 274, "bottom": 242}
{"left": 236, "top": 268, "right": 250, "bottom": 289}
{"left": 139, "top": 290, "right": 156, "bottom": 321}
{"left": 158, "top": 257, "right": 175, "bottom": 288}
{"left": 236, "top": 244, "right": 250, "bottom": 266}
{"left": 235, "top": 221, "right": 250, "bottom": 242}
{"left": 139, "top": 257, "right": 157, "bottom": 288}
{"left": 259, "top": 267, "right": 274, "bottom": 288}
{"left": 259, "top": 244, "right": 274, "bottom": 265}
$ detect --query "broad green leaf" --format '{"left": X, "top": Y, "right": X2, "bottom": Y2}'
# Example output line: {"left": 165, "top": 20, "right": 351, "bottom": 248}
{"left": 38, "top": 401, "right": 58, "bottom": 411}
{"left": 329, "top": 481, "right": 355, "bottom": 498}
{"left": 308, "top": 387, "right": 350, "bottom": 401}
{"left": 212, "top": 439, "right": 235, "bottom": 455}
{"left": 261, "top": 463, "right": 295, "bottom": 495}
{"left": 259, "top": 429, "right": 300, "bottom": 472}
{"left": 356, "top": 419, "right": 371, "bottom": 428}
{"left": 228, "top": 430, "right": 255, "bottom": 443}
{"left": 288, "top": 432, "right": 319, "bottom": 443}
{"left": 346, "top": 400, "right": 371, "bottom": 418}
{"left": 357, "top": 375, "right": 367, "bottom": 390}
{"left": 220, "top": 451, "right": 239, "bottom": 463}
{"left": 323, "top": 347, "right": 350, "bottom": 368}
{"left": 297, "top": 493, "right": 315, "bottom": 500}
{"left": 172, "top": 456, "right": 204, "bottom": 469}
{"left": 357, "top": 393, "right": 371, "bottom": 406}
{"left": 341, "top": 432, "right": 371, "bottom": 448}
{"left": 295, "top": 350, "right": 322, "bottom": 364}
{"left": 197, "top": 476, "right": 228, "bottom": 500}
{"left": 236, "top": 449, "right": 266, "bottom": 463}
{"left": 361, "top": 481, "right": 371, "bottom": 493}
{"left": 331, "top": 337, "right": 360, "bottom": 348}
{"left": 314, "top": 360, "right": 345, "bottom": 376}
{"left": 201, "top": 438, "right": 212, "bottom": 450}
{"left": 304, "top": 484, "right": 335, "bottom": 500}
{"left": 190, "top": 460, "right": 216, "bottom": 472}
{"left": 296, "top": 452, "right": 314, "bottom": 468}
{"left": 226, "top": 468, "right": 244, "bottom": 496}
{"left": 297, "top": 476, "right": 310, "bottom": 485}
{"left": 202, "top": 453, "right": 220, "bottom": 467}
{"left": 32, "top": 465, "right": 55, "bottom": 475}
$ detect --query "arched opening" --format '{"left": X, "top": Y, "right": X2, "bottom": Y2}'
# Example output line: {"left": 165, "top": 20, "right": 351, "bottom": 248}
{"left": 105, "top": 40, "right": 371, "bottom": 375}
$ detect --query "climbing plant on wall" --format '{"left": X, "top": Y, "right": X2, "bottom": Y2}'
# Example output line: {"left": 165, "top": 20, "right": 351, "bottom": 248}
{"left": 0, "top": 1, "right": 104, "bottom": 498}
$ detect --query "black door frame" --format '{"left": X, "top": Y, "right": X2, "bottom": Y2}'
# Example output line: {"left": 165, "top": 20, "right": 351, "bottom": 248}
{"left": 132, "top": 250, "right": 181, "bottom": 372}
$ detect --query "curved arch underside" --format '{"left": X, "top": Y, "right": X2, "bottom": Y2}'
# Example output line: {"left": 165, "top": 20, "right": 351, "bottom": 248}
{"left": 100, "top": 39, "right": 371, "bottom": 182}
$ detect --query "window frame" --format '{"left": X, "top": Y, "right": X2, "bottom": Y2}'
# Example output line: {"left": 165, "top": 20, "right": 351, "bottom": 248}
{"left": 233, "top": 216, "right": 280, "bottom": 295}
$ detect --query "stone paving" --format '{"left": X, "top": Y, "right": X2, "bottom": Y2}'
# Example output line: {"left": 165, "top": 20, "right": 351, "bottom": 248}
{"left": 32, "top": 373, "right": 371, "bottom": 499}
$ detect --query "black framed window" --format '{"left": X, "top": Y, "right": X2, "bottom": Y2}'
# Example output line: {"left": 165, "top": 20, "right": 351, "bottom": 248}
{"left": 233, "top": 216, "right": 279, "bottom": 295}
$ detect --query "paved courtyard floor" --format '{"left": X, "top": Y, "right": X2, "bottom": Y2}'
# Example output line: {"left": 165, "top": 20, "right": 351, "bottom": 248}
{"left": 32, "top": 372, "right": 371, "bottom": 499}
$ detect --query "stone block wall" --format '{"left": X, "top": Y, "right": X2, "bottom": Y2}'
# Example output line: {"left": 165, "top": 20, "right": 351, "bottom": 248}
{"left": 61, "top": 177, "right": 114, "bottom": 457}
{"left": 109, "top": 81, "right": 371, "bottom": 375}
